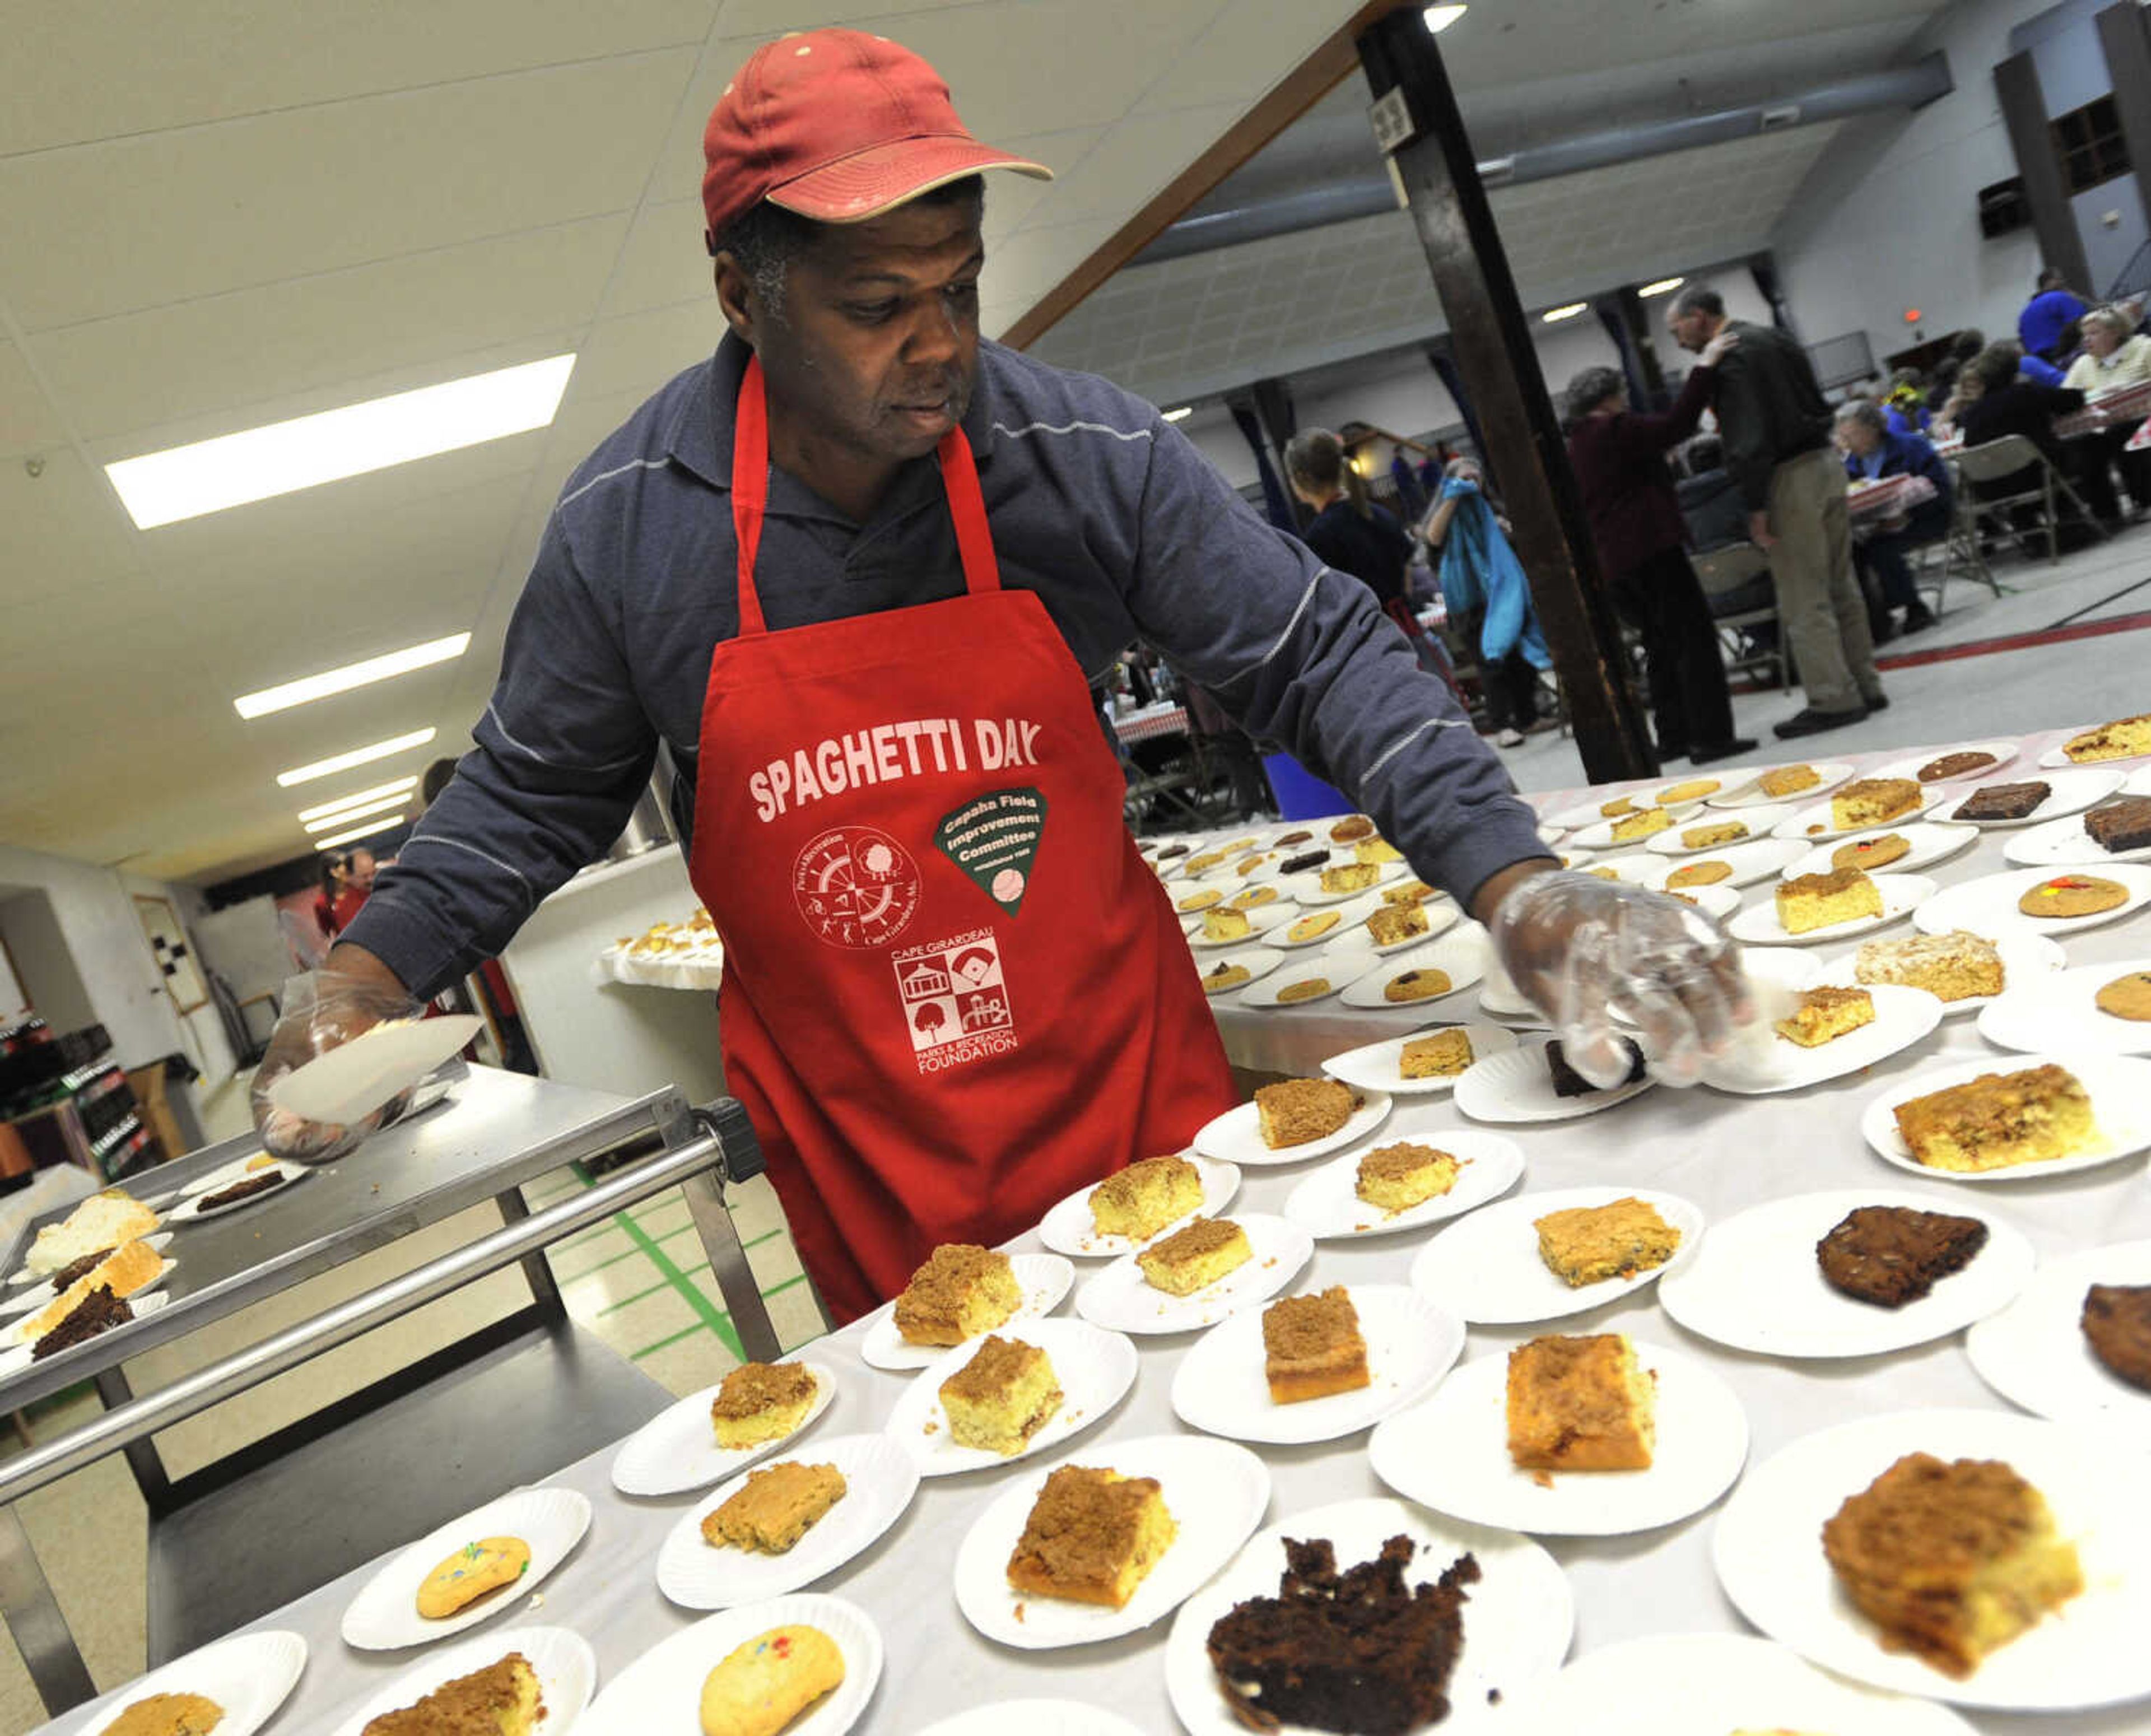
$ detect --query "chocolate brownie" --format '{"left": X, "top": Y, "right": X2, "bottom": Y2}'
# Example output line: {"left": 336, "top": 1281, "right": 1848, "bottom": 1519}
{"left": 31, "top": 1285, "right": 133, "bottom": 1361}
{"left": 45, "top": 1247, "right": 117, "bottom": 1293}
{"left": 2085, "top": 797, "right": 2151, "bottom": 855}
{"left": 1816, "top": 1206, "right": 1989, "bottom": 1307}
{"left": 198, "top": 1171, "right": 289, "bottom": 1212}
{"left": 2082, "top": 1284, "right": 2151, "bottom": 1391}
{"left": 1545, "top": 1037, "right": 1645, "bottom": 1097}
{"left": 1155, "top": 845, "right": 1189, "bottom": 860}
{"left": 1208, "top": 1535, "right": 1479, "bottom": 1735}
{"left": 1917, "top": 751, "right": 2000, "bottom": 781}
{"left": 1953, "top": 781, "right": 2051, "bottom": 822}
{"left": 1279, "top": 849, "right": 1330, "bottom": 875}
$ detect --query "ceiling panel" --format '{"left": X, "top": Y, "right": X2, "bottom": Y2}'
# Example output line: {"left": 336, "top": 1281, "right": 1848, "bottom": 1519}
{"left": 0, "top": 52, "right": 699, "bottom": 331}
{"left": 0, "top": 342, "right": 67, "bottom": 460}
{"left": 606, "top": 196, "right": 717, "bottom": 319}
{"left": 1134, "top": 0, "right": 1359, "bottom": 113}
{"left": 0, "top": 451, "right": 141, "bottom": 600}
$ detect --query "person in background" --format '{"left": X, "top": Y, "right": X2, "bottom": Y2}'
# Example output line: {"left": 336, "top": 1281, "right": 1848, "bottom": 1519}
{"left": 1563, "top": 357, "right": 1754, "bottom": 766}
{"left": 1883, "top": 369, "right": 1930, "bottom": 436}
{"left": 1836, "top": 401, "right": 1950, "bottom": 641}
{"left": 1421, "top": 458, "right": 1556, "bottom": 747}
{"left": 1957, "top": 341, "right": 2117, "bottom": 537}
{"left": 2062, "top": 305, "right": 2151, "bottom": 520}
{"left": 1666, "top": 285, "right": 1885, "bottom": 739}
{"left": 316, "top": 848, "right": 376, "bottom": 937}
{"left": 1285, "top": 429, "right": 1414, "bottom": 607}
{"left": 314, "top": 853, "right": 351, "bottom": 940}
{"left": 2019, "top": 267, "right": 2087, "bottom": 364}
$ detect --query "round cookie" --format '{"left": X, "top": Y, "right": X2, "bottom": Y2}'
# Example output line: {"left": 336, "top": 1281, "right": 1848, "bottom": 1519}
{"left": 1656, "top": 778, "right": 1721, "bottom": 805}
{"left": 102, "top": 1694, "right": 226, "bottom": 1736}
{"left": 1286, "top": 912, "right": 1340, "bottom": 942}
{"left": 1329, "top": 816, "right": 1376, "bottom": 842}
{"left": 2094, "top": 971, "right": 2151, "bottom": 1022}
{"left": 415, "top": 1535, "right": 531, "bottom": 1619}
{"left": 1667, "top": 860, "right": 1734, "bottom": 888}
{"left": 1176, "top": 888, "right": 1222, "bottom": 912}
{"left": 1202, "top": 964, "right": 1253, "bottom": 997}
{"left": 1383, "top": 968, "right": 1452, "bottom": 1005}
{"left": 1275, "top": 977, "right": 1333, "bottom": 1003}
{"left": 1230, "top": 886, "right": 1278, "bottom": 909}
{"left": 2017, "top": 874, "right": 2129, "bottom": 919}
{"left": 1833, "top": 832, "right": 1911, "bottom": 872}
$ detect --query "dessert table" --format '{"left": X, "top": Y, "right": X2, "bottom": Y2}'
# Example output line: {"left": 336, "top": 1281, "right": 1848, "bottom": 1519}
{"left": 1846, "top": 472, "right": 1937, "bottom": 521}
{"left": 1114, "top": 700, "right": 1191, "bottom": 745}
{"left": 32, "top": 727, "right": 2151, "bottom": 1734}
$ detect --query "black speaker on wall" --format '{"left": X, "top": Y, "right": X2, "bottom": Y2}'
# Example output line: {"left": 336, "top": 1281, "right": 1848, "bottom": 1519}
{"left": 1978, "top": 176, "right": 2031, "bottom": 239}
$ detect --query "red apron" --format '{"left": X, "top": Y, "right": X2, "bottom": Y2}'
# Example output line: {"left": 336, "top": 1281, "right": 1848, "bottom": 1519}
{"left": 688, "top": 360, "right": 1237, "bottom": 1325}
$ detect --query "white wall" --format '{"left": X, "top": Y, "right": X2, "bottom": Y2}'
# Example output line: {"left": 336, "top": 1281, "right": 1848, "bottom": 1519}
{"left": 0, "top": 892, "right": 96, "bottom": 1031}
{"left": 123, "top": 872, "right": 241, "bottom": 1086}
{"left": 1773, "top": 0, "right": 2050, "bottom": 366}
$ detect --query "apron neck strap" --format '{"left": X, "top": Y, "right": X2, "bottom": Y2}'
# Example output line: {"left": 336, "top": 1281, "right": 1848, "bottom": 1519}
{"left": 732, "top": 355, "right": 1000, "bottom": 637}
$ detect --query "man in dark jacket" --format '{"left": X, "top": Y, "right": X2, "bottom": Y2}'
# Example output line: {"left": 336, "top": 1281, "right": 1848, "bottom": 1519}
{"left": 1667, "top": 286, "right": 1884, "bottom": 739}
{"left": 1836, "top": 401, "right": 1951, "bottom": 639}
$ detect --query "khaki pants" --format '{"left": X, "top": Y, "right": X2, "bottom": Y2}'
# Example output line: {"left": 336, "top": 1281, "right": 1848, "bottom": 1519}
{"left": 1767, "top": 447, "right": 1882, "bottom": 714}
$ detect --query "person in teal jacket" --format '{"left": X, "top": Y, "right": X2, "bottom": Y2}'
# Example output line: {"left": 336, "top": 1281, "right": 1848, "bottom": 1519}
{"left": 1422, "top": 459, "right": 1553, "bottom": 747}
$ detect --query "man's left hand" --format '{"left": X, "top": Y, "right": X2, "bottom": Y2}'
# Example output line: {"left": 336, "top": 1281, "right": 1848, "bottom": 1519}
{"left": 1747, "top": 509, "right": 1777, "bottom": 550}
{"left": 1484, "top": 867, "right": 1756, "bottom": 1087}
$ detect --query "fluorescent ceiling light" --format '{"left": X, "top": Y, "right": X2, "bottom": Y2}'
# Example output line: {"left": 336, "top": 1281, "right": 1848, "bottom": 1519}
{"left": 302, "top": 793, "right": 411, "bottom": 834}
{"left": 277, "top": 728, "right": 436, "bottom": 788}
{"left": 313, "top": 813, "right": 408, "bottom": 851}
{"left": 296, "top": 776, "right": 420, "bottom": 825}
{"left": 1424, "top": 4, "right": 1469, "bottom": 30}
{"left": 1639, "top": 276, "right": 1687, "bottom": 297}
{"left": 235, "top": 633, "right": 471, "bottom": 720}
{"left": 106, "top": 354, "right": 575, "bottom": 530}
{"left": 1161, "top": 405, "right": 1194, "bottom": 422}
{"left": 1541, "top": 302, "right": 1589, "bottom": 323}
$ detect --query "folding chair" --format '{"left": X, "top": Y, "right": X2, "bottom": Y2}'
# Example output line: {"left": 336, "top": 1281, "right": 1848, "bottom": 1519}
{"left": 1949, "top": 434, "right": 2106, "bottom": 566}
{"left": 1691, "top": 543, "right": 1787, "bottom": 691}
{"left": 1914, "top": 469, "right": 2004, "bottom": 613}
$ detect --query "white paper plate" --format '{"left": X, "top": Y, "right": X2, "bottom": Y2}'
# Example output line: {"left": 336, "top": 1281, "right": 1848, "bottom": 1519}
{"left": 1979, "top": 956, "right": 2151, "bottom": 1056}
{"left": 1869, "top": 739, "right": 2023, "bottom": 786}
{"left": 1163, "top": 1496, "right": 1572, "bottom": 1735}
{"left": 859, "top": 1254, "right": 1074, "bottom": 1372}
{"left": 179, "top": 1152, "right": 277, "bottom": 1198}
{"left": 1076, "top": 1214, "right": 1313, "bottom": 1335}
{"left": 1474, "top": 953, "right": 1546, "bottom": 1023}
{"left": 1771, "top": 788, "right": 1950, "bottom": 842}
{"left": 161, "top": 1161, "right": 315, "bottom": 1224}
{"left": 1337, "top": 928, "right": 1490, "bottom": 1010}
{"left": 1693, "top": 983, "right": 1942, "bottom": 1095}
{"left": 1781, "top": 820, "right": 1980, "bottom": 881}
{"left": 1565, "top": 803, "right": 1703, "bottom": 851}
{"left": 1912, "top": 863, "right": 2151, "bottom": 938}
{"left": 610, "top": 1361, "right": 838, "bottom": 1497}
{"left": 1453, "top": 1041, "right": 1656, "bottom": 1123}
{"left": 2043, "top": 734, "right": 2151, "bottom": 769}
{"left": 1860, "top": 1051, "right": 2151, "bottom": 1183}
{"left": 884, "top": 1320, "right": 1138, "bottom": 1474}
{"left": 1657, "top": 1188, "right": 2034, "bottom": 1358}
{"left": 1036, "top": 1156, "right": 1241, "bottom": 1258}
{"left": 0, "top": 1290, "right": 172, "bottom": 1376}
{"left": 341, "top": 1486, "right": 592, "bottom": 1651}
{"left": 328, "top": 1626, "right": 593, "bottom": 1736}
{"left": 2003, "top": 809, "right": 2151, "bottom": 868}
{"left": 1191, "top": 1090, "right": 1392, "bottom": 1169}
{"left": 1643, "top": 802, "right": 1800, "bottom": 856}
{"left": 0, "top": 1233, "right": 176, "bottom": 1309}
{"left": 1319, "top": 1023, "right": 1519, "bottom": 1099}
{"left": 1622, "top": 835, "right": 1808, "bottom": 889}
{"left": 1967, "top": 1239, "right": 2151, "bottom": 1430}
{"left": 1281, "top": 1124, "right": 1524, "bottom": 1241}
{"left": 1713, "top": 1408, "right": 2151, "bottom": 1709}
{"left": 575, "top": 1594, "right": 881, "bottom": 1736}
{"left": 1185, "top": 906, "right": 1293, "bottom": 949}
{"left": 915, "top": 1704, "right": 1147, "bottom": 1736}
{"left": 1236, "top": 965, "right": 1352, "bottom": 1008}
{"left": 1733, "top": 944, "right": 1827, "bottom": 1002}
{"left": 1656, "top": 881, "right": 1740, "bottom": 921}
{"left": 1168, "top": 1284, "right": 1463, "bottom": 1446}
{"left": 1262, "top": 895, "right": 1382, "bottom": 951}
{"left": 1706, "top": 761, "right": 1858, "bottom": 808}
{"left": 1368, "top": 1339, "right": 1747, "bottom": 1535}
{"left": 1195, "top": 946, "right": 1284, "bottom": 1000}
{"left": 1358, "top": 900, "right": 1463, "bottom": 954}
{"left": 1810, "top": 930, "right": 2064, "bottom": 1019}
{"left": 953, "top": 1434, "right": 1270, "bottom": 1649}
{"left": 0, "top": 1257, "right": 174, "bottom": 1342}
{"left": 1277, "top": 861, "right": 1410, "bottom": 905}
{"left": 1547, "top": 794, "right": 1651, "bottom": 830}
{"left": 1408, "top": 1184, "right": 1702, "bottom": 1324}
{"left": 66, "top": 1630, "right": 307, "bottom": 1736}
{"left": 656, "top": 1433, "right": 920, "bottom": 1611}
{"left": 1727, "top": 873, "right": 1934, "bottom": 947}
{"left": 1934, "top": 766, "right": 2126, "bottom": 829}
{"left": 267, "top": 1015, "right": 481, "bottom": 1125}
{"left": 1501, "top": 1631, "right": 1978, "bottom": 1735}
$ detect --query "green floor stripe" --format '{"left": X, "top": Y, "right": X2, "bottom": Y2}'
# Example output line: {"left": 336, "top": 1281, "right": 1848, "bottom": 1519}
{"left": 743, "top": 1227, "right": 781, "bottom": 1251}
{"left": 631, "top": 1321, "right": 710, "bottom": 1361}
{"left": 613, "top": 1206, "right": 743, "bottom": 1361}
{"left": 760, "top": 1273, "right": 808, "bottom": 1300}
{"left": 552, "top": 1240, "right": 651, "bottom": 1285}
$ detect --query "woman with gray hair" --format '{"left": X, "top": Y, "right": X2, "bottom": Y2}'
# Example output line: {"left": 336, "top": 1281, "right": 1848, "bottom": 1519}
{"left": 1836, "top": 399, "right": 1952, "bottom": 638}
{"left": 2063, "top": 306, "right": 2151, "bottom": 520}
{"left": 1562, "top": 332, "right": 1752, "bottom": 766}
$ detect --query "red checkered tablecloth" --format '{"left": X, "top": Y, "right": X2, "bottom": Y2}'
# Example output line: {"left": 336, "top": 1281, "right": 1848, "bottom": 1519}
{"left": 2056, "top": 377, "right": 2151, "bottom": 439}
{"left": 1113, "top": 703, "right": 1189, "bottom": 744}
{"left": 1844, "top": 472, "right": 1936, "bottom": 520}
{"left": 2128, "top": 417, "right": 2151, "bottom": 453}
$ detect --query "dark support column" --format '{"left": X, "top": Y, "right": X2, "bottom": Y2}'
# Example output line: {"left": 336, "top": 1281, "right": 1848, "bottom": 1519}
{"left": 1748, "top": 252, "right": 1799, "bottom": 337}
{"left": 2097, "top": 3, "right": 2151, "bottom": 250}
{"left": 1356, "top": 9, "right": 1654, "bottom": 782}
{"left": 1249, "top": 376, "right": 1309, "bottom": 530}
{"left": 1995, "top": 52, "right": 2093, "bottom": 292}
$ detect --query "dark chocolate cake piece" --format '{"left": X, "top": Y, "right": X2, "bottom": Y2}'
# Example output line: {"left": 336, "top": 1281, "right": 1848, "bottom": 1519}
{"left": 1952, "top": 781, "right": 2050, "bottom": 822}
{"left": 1917, "top": 751, "right": 2000, "bottom": 781}
{"left": 198, "top": 1171, "right": 290, "bottom": 1212}
{"left": 1208, "top": 1535, "right": 1479, "bottom": 1735}
{"left": 2082, "top": 1283, "right": 2151, "bottom": 1391}
{"left": 2085, "top": 797, "right": 2151, "bottom": 855}
{"left": 31, "top": 1284, "right": 134, "bottom": 1361}
{"left": 1156, "top": 844, "right": 1190, "bottom": 860}
{"left": 1816, "top": 1206, "right": 1989, "bottom": 1307}
{"left": 1545, "top": 1037, "right": 1645, "bottom": 1098}
{"left": 1279, "top": 850, "right": 1330, "bottom": 876}
{"left": 45, "top": 1246, "right": 117, "bottom": 1293}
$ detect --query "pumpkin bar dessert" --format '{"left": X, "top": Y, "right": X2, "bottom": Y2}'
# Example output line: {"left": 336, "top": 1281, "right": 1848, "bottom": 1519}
{"left": 1255, "top": 1078, "right": 1359, "bottom": 1149}
{"left": 1506, "top": 1333, "right": 1655, "bottom": 1472}
{"left": 893, "top": 1244, "right": 1022, "bottom": 1346}
{"left": 1006, "top": 1465, "right": 1175, "bottom": 1609}
{"left": 1893, "top": 1064, "right": 2095, "bottom": 1172}
{"left": 1089, "top": 1153, "right": 1203, "bottom": 1241}
{"left": 941, "top": 1335, "right": 1062, "bottom": 1456}
{"left": 1138, "top": 1217, "right": 1253, "bottom": 1296}
{"left": 1262, "top": 1287, "right": 1371, "bottom": 1404}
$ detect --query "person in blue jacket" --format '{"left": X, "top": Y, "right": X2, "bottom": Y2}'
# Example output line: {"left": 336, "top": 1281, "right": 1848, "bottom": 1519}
{"left": 2019, "top": 267, "right": 2087, "bottom": 364}
{"left": 1837, "top": 401, "right": 1952, "bottom": 640}
{"left": 1421, "top": 458, "right": 1554, "bottom": 747}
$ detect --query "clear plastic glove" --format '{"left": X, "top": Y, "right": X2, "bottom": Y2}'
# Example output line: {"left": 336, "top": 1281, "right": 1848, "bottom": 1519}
{"left": 250, "top": 967, "right": 423, "bottom": 1164}
{"left": 1489, "top": 869, "right": 1756, "bottom": 1088}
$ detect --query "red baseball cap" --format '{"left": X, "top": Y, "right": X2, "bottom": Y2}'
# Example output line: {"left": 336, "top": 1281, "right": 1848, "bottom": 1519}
{"left": 702, "top": 29, "right": 1051, "bottom": 248}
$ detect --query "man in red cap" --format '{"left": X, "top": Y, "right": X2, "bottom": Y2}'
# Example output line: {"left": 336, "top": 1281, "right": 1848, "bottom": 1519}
{"left": 261, "top": 29, "right": 1752, "bottom": 1324}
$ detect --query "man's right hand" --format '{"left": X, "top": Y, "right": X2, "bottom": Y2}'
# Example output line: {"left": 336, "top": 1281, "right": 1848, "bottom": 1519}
{"left": 251, "top": 946, "right": 420, "bottom": 1164}
{"left": 1747, "top": 509, "right": 1778, "bottom": 550}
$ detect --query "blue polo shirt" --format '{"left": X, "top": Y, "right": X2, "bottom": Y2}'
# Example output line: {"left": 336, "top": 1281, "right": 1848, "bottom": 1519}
{"left": 348, "top": 333, "right": 1548, "bottom": 995}
{"left": 2019, "top": 288, "right": 2085, "bottom": 360}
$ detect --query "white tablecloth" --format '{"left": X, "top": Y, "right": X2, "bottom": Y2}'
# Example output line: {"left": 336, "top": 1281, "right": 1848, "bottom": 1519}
{"left": 40, "top": 726, "right": 2151, "bottom": 1735}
